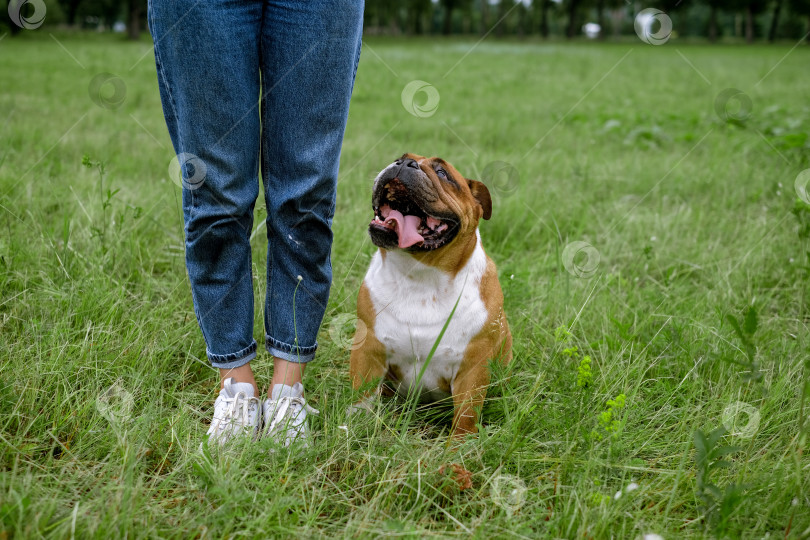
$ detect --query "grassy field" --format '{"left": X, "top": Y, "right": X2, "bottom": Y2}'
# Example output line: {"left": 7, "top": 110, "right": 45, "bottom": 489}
{"left": 1, "top": 31, "right": 810, "bottom": 538}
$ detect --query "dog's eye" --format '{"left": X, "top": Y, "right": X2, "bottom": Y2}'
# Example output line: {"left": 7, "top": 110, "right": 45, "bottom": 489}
{"left": 436, "top": 168, "right": 447, "bottom": 179}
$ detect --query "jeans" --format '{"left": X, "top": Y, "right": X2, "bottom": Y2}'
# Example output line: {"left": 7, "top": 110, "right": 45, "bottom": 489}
{"left": 148, "top": 0, "right": 363, "bottom": 368}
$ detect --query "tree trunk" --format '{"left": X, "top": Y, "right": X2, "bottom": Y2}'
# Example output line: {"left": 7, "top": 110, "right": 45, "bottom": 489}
{"left": 516, "top": 5, "right": 525, "bottom": 35}
{"left": 540, "top": 0, "right": 549, "bottom": 38}
{"left": 768, "top": 0, "right": 781, "bottom": 41}
{"left": 708, "top": 4, "right": 718, "bottom": 42}
{"left": 611, "top": 8, "right": 623, "bottom": 37}
{"left": 443, "top": 0, "right": 455, "bottom": 35}
{"left": 805, "top": 15, "right": 810, "bottom": 43}
{"left": 480, "top": 0, "right": 488, "bottom": 35}
{"left": 566, "top": 0, "right": 580, "bottom": 38}
{"left": 67, "top": 0, "right": 82, "bottom": 26}
{"left": 597, "top": 0, "right": 605, "bottom": 39}
{"left": 128, "top": 0, "right": 141, "bottom": 40}
{"left": 410, "top": 2, "right": 424, "bottom": 34}
{"left": 496, "top": 0, "right": 506, "bottom": 37}
{"left": 745, "top": 4, "right": 754, "bottom": 43}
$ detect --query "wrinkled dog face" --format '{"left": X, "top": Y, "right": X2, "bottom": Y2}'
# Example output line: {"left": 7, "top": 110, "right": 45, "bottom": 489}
{"left": 368, "top": 153, "right": 492, "bottom": 252}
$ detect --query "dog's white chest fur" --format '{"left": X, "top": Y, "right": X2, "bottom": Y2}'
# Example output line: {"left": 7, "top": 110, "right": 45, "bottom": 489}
{"left": 363, "top": 232, "right": 489, "bottom": 401}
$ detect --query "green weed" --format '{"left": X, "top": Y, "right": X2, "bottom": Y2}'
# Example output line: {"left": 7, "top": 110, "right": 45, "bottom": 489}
{"left": 693, "top": 427, "right": 745, "bottom": 537}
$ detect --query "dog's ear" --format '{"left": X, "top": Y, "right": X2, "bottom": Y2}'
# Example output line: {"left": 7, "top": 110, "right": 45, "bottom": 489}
{"left": 468, "top": 179, "right": 492, "bottom": 220}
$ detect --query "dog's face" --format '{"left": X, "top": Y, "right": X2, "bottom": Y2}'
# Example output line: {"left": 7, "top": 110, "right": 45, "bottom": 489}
{"left": 368, "top": 153, "right": 492, "bottom": 253}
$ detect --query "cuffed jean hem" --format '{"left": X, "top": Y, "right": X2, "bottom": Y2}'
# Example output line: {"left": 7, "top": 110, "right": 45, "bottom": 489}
{"left": 265, "top": 335, "right": 316, "bottom": 364}
{"left": 208, "top": 340, "right": 258, "bottom": 369}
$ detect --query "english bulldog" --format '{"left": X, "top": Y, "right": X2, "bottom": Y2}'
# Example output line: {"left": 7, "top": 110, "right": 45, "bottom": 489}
{"left": 349, "top": 153, "right": 512, "bottom": 436}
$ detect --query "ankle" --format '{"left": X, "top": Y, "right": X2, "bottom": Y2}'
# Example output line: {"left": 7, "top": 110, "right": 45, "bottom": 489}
{"left": 270, "top": 357, "right": 305, "bottom": 389}
{"left": 219, "top": 364, "right": 259, "bottom": 396}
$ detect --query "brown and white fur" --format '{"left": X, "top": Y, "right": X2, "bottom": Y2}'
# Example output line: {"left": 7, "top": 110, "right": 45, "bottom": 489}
{"left": 349, "top": 153, "right": 512, "bottom": 437}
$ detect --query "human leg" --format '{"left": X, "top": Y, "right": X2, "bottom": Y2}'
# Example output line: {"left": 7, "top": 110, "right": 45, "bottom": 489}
{"left": 149, "top": 0, "right": 263, "bottom": 376}
{"left": 149, "top": 0, "right": 265, "bottom": 441}
{"left": 259, "top": 0, "right": 364, "bottom": 370}
{"left": 257, "top": 0, "right": 363, "bottom": 445}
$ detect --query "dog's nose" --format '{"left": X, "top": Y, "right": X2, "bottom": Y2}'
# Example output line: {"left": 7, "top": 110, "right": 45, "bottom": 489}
{"left": 395, "top": 158, "right": 419, "bottom": 169}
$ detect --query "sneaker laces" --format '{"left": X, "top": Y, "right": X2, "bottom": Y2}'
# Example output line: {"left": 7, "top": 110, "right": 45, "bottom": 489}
{"left": 213, "top": 391, "right": 257, "bottom": 433}
{"left": 267, "top": 395, "right": 319, "bottom": 434}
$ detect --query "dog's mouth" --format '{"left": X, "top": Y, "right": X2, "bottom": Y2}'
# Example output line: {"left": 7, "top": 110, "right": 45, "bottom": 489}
{"left": 369, "top": 178, "right": 458, "bottom": 251}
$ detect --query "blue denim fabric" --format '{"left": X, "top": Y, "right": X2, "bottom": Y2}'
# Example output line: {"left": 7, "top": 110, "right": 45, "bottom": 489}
{"left": 148, "top": 0, "right": 363, "bottom": 368}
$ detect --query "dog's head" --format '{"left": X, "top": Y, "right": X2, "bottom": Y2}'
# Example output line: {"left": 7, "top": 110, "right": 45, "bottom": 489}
{"left": 368, "top": 153, "right": 492, "bottom": 254}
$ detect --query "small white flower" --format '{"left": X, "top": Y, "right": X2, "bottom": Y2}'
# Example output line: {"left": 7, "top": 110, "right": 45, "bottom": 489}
{"left": 614, "top": 490, "right": 622, "bottom": 500}
{"left": 510, "top": 274, "right": 514, "bottom": 280}
{"left": 297, "top": 275, "right": 303, "bottom": 281}
{"left": 337, "top": 425, "right": 348, "bottom": 433}
{"left": 642, "top": 535, "right": 664, "bottom": 540}
{"left": 650, "top": 236, "right": 657, "bottom": 241}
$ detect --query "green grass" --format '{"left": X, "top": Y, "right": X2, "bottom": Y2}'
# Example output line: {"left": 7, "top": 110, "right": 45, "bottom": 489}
{"left": 1, "top": 31, "right": 809, "bottom": 538}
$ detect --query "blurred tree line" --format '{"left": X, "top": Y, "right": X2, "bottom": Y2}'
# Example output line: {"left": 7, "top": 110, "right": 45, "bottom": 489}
{"left": 3, "top": 0, "right": 144, "bottom": 37}
{"left": 364, "top": 0, "right": 810, "bottom": 42}
{"left": 3, "top": 0, "right": 809, "bottom": 42}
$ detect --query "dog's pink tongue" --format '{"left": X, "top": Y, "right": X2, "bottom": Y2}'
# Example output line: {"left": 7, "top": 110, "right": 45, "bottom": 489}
{"left": 384, "top": 208, "right": 424, "bottom": 248}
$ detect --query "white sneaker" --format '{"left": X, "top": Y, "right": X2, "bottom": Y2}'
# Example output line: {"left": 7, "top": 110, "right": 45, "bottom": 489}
{"left": 205, "top": 378, "right": 261, "bottom": 446}
{"left": 261, "top": 383, "right": 319, "bottom": 447}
